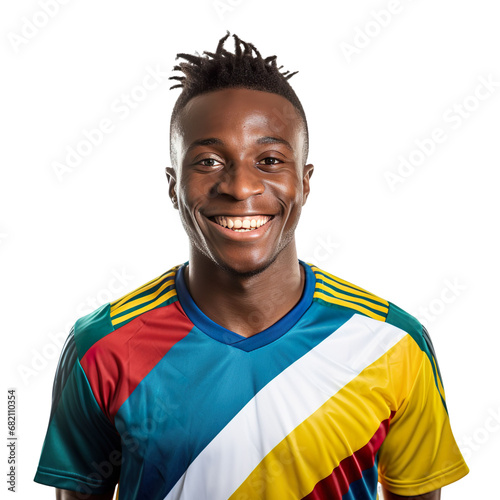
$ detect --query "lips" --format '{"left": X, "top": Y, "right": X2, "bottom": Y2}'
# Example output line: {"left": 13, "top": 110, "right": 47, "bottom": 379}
{"left": 209, "top": 215, "right": 273, "bottom": 232}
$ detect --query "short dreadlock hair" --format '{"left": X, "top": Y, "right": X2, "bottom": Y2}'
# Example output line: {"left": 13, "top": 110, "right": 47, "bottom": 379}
{"left": 168, "top": 31, "right": 309, "bottom": 167}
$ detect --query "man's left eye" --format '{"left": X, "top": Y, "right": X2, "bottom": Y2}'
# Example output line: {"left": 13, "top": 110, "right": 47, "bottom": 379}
{"left": 258, "top": 157, "right": 282, "bottom": 165}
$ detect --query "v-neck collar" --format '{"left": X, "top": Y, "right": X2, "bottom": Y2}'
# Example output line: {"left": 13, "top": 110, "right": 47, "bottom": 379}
{"left": 175, "top": 260, "right": 315, "bottom": 352}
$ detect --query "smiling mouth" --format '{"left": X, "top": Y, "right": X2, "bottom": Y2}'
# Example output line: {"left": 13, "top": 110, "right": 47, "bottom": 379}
{"left": 209, "top": 215, "right": 273, "bottom": 232}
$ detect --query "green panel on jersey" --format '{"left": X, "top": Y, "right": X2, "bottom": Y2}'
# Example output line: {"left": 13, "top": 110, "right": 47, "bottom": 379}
{"left": 386, "top": 302, "right": 422, "bottom": 346}
{"left": 386, "top": 302, "right": 447, "bottom": 412}
{"left": 35, "top": 360, "right": 121, "bottom": 493}
{"left": 74, "top": 303, "right": 114, "bottom": 358}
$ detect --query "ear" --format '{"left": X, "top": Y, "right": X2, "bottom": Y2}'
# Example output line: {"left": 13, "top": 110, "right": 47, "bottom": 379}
{"left": 165, "top": 167, "right": 179, "bottom": 210}
{"left": 302, "top": 163, "right": 314, "bottom": 206}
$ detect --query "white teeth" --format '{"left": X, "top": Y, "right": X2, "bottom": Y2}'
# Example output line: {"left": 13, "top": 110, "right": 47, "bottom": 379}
{"left": 213, "top": 215, "right": 271, "bottom": 231}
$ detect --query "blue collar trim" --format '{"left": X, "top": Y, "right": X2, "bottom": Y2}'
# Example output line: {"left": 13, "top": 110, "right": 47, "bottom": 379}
{"left": 175, "top": 260, "right": 315, "bottom": 352}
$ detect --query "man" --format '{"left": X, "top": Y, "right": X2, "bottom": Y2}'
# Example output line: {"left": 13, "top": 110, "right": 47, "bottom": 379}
{"left": 35, "top": 33, "right": 469, "bottom": 499}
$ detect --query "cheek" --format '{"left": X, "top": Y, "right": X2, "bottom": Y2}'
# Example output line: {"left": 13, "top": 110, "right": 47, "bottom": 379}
{"left": 178, "top": 176, "right": 202, "bottom": 210}
{"left": 177, "top": 190, "right": 200, "bottom": 231}
{"left": 270, "top": 176, "right": 304, "bottom": 209}
{"left": 180, "top": 174, "right": 217, "bottom": 205}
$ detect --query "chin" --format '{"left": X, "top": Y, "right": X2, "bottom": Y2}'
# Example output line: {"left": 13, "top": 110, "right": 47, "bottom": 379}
{"left": 211, "top": 251, "right": 279, "bottom": 279}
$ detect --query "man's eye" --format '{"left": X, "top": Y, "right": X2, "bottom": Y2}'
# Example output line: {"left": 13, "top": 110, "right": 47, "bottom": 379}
{"left": 199, "top": 158, "right": 221, "bottom": 167}
{"left": 258, "top": 157, "right": 282, "bottom": 166}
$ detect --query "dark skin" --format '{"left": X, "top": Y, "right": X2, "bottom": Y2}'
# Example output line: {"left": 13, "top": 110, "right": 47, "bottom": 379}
{"left": 382, "top": 490, "right": 441, "bottom": 500}
{"left": 56, "top": 87, "right": 440, "bottom": 499}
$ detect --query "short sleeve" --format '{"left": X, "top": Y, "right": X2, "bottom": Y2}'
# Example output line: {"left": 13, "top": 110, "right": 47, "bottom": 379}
{"left": 377, "top": 326, "right": 469, "bottom": 495}
{"left": 34, "top": 328, "right": 121, "bottom": 495}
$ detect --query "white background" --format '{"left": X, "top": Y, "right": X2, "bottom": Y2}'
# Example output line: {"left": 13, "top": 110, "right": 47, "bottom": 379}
{"left": 1, "top": 0, "right": 499, "bottom": 498}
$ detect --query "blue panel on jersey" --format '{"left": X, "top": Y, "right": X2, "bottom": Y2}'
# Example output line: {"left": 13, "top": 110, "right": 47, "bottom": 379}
{"left": 114, "top": 301, "right": 356, "bottom": 499}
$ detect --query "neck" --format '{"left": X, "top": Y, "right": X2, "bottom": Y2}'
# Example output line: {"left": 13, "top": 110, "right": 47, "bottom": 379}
{"left": 185, "top": 245, "right": 304, "bottom": 337}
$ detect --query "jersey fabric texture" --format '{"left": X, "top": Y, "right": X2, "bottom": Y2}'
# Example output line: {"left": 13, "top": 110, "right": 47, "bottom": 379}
{"left": 34, "top": 261, "right": 469, "bottom": 499}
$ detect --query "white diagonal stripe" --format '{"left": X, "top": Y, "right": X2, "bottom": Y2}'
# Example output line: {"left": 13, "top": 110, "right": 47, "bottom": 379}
{"left": 165, "top": 314, "right": 407, "bottom": 500}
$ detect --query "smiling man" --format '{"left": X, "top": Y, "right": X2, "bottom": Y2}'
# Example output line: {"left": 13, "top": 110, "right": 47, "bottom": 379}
{"left": 35, "top": 33, "right": 468, "bottom": 500}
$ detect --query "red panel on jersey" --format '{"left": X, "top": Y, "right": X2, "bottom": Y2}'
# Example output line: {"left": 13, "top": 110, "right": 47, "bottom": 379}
{"left": 80, "top": 301, "right": 193, "bottom": 423}
{"left": 302, "top": 416, "right": 391, "bottom": 499}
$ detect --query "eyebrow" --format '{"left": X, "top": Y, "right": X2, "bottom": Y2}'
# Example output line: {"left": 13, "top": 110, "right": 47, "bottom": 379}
{"left": 185, "top": 138, "right": 224, "bottom": 154}
{"left": 256, "top": 136, "right": 294, "bottom": 152}
{"left": 185, "top": 136, "right": 294, "bottom": 154}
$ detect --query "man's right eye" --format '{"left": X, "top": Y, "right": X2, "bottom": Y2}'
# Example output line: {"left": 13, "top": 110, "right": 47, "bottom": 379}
{"left": 198, "top": 158, "right": 222, "bottom": 167}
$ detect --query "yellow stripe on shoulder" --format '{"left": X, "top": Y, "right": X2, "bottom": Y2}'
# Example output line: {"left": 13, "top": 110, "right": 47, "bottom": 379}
{"left": 315, "top": 282, "right": 388, "bottom": 313}
{"left": 110, "top": 265, "right": 181, "bottom": 327}
{"left": 111, "top": 269, "right": 176, "bottom": 311}
{"left": 111, "top": 289, "right": 178, "bottom": 327}
{"left": 309, "top": 264, "right": 389, "bottom": 321}
{"left": 111, "top": 278, "right": 175, "bottom": 317}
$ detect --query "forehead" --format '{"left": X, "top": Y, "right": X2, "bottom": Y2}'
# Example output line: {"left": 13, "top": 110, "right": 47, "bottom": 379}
{"left": 173, "top": 88, "right": 305, "bottom": 153}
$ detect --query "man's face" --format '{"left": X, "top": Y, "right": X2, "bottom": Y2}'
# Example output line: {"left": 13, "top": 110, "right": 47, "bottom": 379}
{"left": 167, "top": 87, "right": 313, "bottom": 276}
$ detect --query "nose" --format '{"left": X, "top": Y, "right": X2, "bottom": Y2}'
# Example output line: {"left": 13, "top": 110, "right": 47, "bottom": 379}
{"left": 215, "top": 161, "right": 265, "bottom": 200}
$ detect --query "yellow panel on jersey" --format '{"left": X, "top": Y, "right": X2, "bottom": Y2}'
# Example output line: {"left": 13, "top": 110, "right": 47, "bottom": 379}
{"left": 378, "top": 352, "right": 469, "bottom": 495}
{"left": 231, "top": 335, "right": 420, "bottom": 500}
{"left": 430, "top": 354, "right": 446, "bottom": 404}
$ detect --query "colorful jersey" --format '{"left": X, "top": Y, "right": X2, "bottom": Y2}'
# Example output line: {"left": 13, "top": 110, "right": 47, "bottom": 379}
{"left": 34, "top": 261, "right": 468, "bottom": 499}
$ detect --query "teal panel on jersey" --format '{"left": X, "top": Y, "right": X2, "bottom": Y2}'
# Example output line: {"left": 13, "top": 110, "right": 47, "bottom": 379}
{"left": 35, "top": 354, "right": 121, "bottom": 494}
{"left": 74, "top": 303, "right": 114, "bottom": 357}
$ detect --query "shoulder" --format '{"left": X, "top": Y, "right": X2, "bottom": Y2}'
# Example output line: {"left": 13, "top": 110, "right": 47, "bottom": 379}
{"left": 108, "top": 264, "right": 182, "bottom": 329}
{"left": 308, "top": 263, "right": 444, "bottom": 398}
{"left": 72, "top": 264, "right": 184, "bottom": 360}
{"left": 308, "top": 262, "right": 426, "bottom": 348}
{"left": 67, "top": 264, "right": 188, "bottom": 421}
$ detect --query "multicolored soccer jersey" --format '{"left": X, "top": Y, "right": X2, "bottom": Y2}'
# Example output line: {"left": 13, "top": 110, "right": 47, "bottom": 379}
{"left": 35, "top": 261, "right": 468, "bottom": 499}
